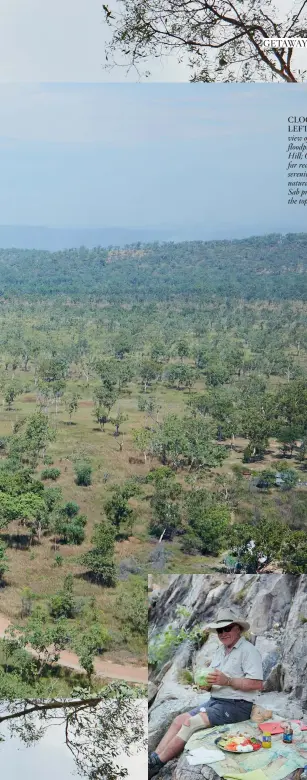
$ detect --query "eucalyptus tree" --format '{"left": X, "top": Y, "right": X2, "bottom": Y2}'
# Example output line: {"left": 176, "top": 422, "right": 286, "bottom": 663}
{"left": 103, "top": 0, "right": 307, "bottom": 82}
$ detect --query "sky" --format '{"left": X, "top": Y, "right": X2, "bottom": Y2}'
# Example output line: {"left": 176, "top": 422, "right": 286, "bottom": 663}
{"left": 0, "top": 705, "right": 147, "bottom": 779}
{"left": 0, "top": 82, "right": 306, "bottom": 239}
{"left": 0, "top": 0, "right": 305, "bottom": 82}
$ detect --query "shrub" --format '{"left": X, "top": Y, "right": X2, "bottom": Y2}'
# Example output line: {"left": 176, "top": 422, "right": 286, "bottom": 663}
{"left": 149, "top": 623, "right": 202, "bottom": 668}
{"left": 56, "top": 513, "right": 87, "bottom": 545}
{"left": 60, "top": 501, "right": 80, "bottom": 518}
{"left": 79, "top": 521, "right": 116, "bottom": 586}
{"left": 64, "top": 518, "right": 87, "bottom": 545}
{"left": 74, "top": 462, "right": 92, "bottom": 486}
{"left": 41, "top": 468, "right": 61, "bottom": 481}
{"left": 49, "top": 575, "right": 77, "bottom": 619}
{"left": 178, "top": 669, "right": 194, "bottom": 685}
{"left": 43, "top": 455, "right": 54, "bottom": 466}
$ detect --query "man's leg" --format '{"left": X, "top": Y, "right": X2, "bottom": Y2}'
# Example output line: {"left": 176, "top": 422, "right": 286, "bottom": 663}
{"left": 157, "top": 710, "right": 210, "bottom": 764}
{"left": 154, "top": 713, "right": 190, "bottom": 757}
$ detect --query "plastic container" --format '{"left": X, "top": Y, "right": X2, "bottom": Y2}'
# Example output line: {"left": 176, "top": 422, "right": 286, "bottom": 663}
{"left": 262, "top": 732, "right": 272, "bottom": 749}
{"left": 282, "top": 723, "right": 293, "bottom": 744}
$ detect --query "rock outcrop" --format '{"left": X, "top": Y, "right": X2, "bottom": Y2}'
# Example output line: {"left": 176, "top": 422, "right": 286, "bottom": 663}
{"left": 148, "top": 574, "right": 307, "bottom": 779}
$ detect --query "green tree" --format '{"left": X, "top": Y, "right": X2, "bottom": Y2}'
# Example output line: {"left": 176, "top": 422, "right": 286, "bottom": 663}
{"left": 176, "top": 339, "right": 190, "bottom": 361}
{"left": 109, "top": 409, "right": 128, "bottom": 436}
{"left": 151, "top": 341, "right": 169, "bottom": 363}
{"left": 73, "top": 622, "right": 111, "bottom": 680}
{"left": 79, "top": 521, "right": 116, "bottom": 585}
{"left": 93, "top": 403, "right": 109, "bottom": 431}
{"left": 274, "top": 381, "right": 307, "bottom": 451}
{"left": 139, "top": 360, "right": 160, "bottom": 392}
{"left": 38, "top": 356, "right": 68, "bottom": 384}
{"left": 184, "top": 493, "right": 230, "bottom": 555}
{"left": 54, "top": 503, "right": 87, "bottom": 545}
{"left": 94, "top": 383, "right": 119, "bottom": 414}
{"left": 241, "top": 408, "right": 271, "bottom": 461}
{"left": 230, "top": 516, "right": 287, "bottom": 572}
{"left": 95, "top": 358, "right": 119, "bottom": 388}
{"left": 132, "top": 428, "right": 152, "bottom": 463}
{"left": 151, "top": 414, "right": 228, "bottom": 470}
{"left": 165, "top": 364, "right": 197, "bottom": 391}
{"left": 49, "top": 574, "right": 77, "bottom": 619}
{"left": 149, "top": 483, "right": 182, "bottom": 541}
{"left": 116, "top": 576, "right": 147, "bottom": 643}
{"left": 280, "top": 531, "right": 307, "bottom": 574}
{"left": 10, "top": 411, "right": 56, "bottom": 468}
{"left": 5, "top": 606, "right": 70, "bottom": 677}
{"left": 204, "top": 362, "right": 231, "bottom": 387}
{"left": 104, "top": 482, "right": 141, "bottom": 538}
{"left": 112, "top": 333, "right": 133, "bottom": 360}
{"left": 0, "top": 687, "right": 146, "bottom": 780}
{"left": 65, "top": 393, "right": 79, "bottom": 423}
{"left": 4, "top": 383, "right": 20, "bottom": 410}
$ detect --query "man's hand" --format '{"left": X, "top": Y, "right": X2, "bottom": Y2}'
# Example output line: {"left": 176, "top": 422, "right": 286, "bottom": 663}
{"left": 206, "top": 669, "right": 231, "bottom": 687}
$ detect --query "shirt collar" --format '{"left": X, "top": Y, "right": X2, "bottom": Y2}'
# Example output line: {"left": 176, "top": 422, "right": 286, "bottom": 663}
{"left": 222, "top": 635, "right": 245, "bottom": 654}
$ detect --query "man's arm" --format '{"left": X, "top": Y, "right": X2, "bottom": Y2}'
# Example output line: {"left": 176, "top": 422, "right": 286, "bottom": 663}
{"left": 226, "top": 676, "right": 263, "bottom": 692}
{"left": 206, "top": 670, "right": 263, "bottom": 691}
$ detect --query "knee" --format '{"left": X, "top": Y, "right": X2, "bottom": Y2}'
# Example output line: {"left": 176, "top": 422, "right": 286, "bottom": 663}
{"left": 173, "top": 713, "right": 190, "bottom": 728}
{"left": 177, "top": 713, "right": 205, "bottom": 743}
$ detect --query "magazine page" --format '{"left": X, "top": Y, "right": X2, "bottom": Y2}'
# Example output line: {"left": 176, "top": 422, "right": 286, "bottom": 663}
{"left": 0, "top": 4, "right": 306, "bottom": 780}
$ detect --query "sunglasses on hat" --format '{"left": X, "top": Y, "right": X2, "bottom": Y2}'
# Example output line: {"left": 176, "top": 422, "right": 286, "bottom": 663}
{"left": 216, "top": 623, "right": 236, "bottom": 635}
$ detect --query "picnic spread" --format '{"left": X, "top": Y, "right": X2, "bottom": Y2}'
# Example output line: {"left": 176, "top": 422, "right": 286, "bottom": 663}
{"left": 183, "top": 717, "right": 307, "bottom": 779}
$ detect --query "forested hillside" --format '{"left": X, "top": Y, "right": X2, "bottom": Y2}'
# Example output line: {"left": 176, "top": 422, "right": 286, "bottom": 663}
{"left": 0, "top": 230, "right": 306, "bottom": 681}
{"left": 0, "top": 232, "right": 307, "bottom": 300}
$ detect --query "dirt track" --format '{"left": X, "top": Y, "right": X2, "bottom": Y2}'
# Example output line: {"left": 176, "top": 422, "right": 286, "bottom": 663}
{"left": 0, "top": 613, "right": 147, "bottom": 684}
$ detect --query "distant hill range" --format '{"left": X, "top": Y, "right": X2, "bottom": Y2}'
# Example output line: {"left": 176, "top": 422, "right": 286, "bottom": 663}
{"left": 0, "top": 231, "right": 307, "bottom": 301}
{"left": 0, "top": 225, "right": 179, "bottom": 250}
{"left": 0, "top": 224, "right": 304, "bottom": 251}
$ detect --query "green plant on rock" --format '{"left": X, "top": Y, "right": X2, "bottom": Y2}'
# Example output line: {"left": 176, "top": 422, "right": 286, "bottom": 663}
{"left": 178, "top": 668, "right": 194, "bottom": 686}
{"left": 148, "top": 622, "right": 203, "bottom": 668}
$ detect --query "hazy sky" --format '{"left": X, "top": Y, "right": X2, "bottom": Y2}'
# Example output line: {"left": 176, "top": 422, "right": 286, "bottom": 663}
{"left": 0, "top": 706, "right": 147, "bottom": 779}
{"left": 0, "top": 0, "right": 305, "bottom": 82}
{"left": 0, "top": 82, "right": 306, "bottom": 238}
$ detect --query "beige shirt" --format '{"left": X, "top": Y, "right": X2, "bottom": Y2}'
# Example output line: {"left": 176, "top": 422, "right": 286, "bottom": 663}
{"left": 208, "top": 636, "right": 263, "bottom": 702}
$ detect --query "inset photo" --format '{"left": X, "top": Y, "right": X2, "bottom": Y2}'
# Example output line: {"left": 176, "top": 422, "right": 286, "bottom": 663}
{"left": 0, "top": 691, "right": 147, "bottom": 779}
{"left": 149, "top": 574, "right": 307, "bottom": 779}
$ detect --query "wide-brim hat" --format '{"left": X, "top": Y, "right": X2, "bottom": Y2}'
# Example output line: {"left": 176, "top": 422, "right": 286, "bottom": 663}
{"left": 204, "top": 609, "right": 250, "bottom": 632}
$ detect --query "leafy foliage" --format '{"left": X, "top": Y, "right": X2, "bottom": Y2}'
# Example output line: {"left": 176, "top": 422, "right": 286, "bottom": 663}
{"left": 41, "top": 467, "right": 61, "bottom": 481}
{"left": 74, "top": 461, "right": 92, "bottom": 486}
{"left": 79, "top": 521, "right": 117, "bottom": 586}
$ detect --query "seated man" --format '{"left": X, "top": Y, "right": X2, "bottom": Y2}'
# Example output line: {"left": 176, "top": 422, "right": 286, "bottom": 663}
{"left": 149, "top": 609, "right": 263, "bottom": 778}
